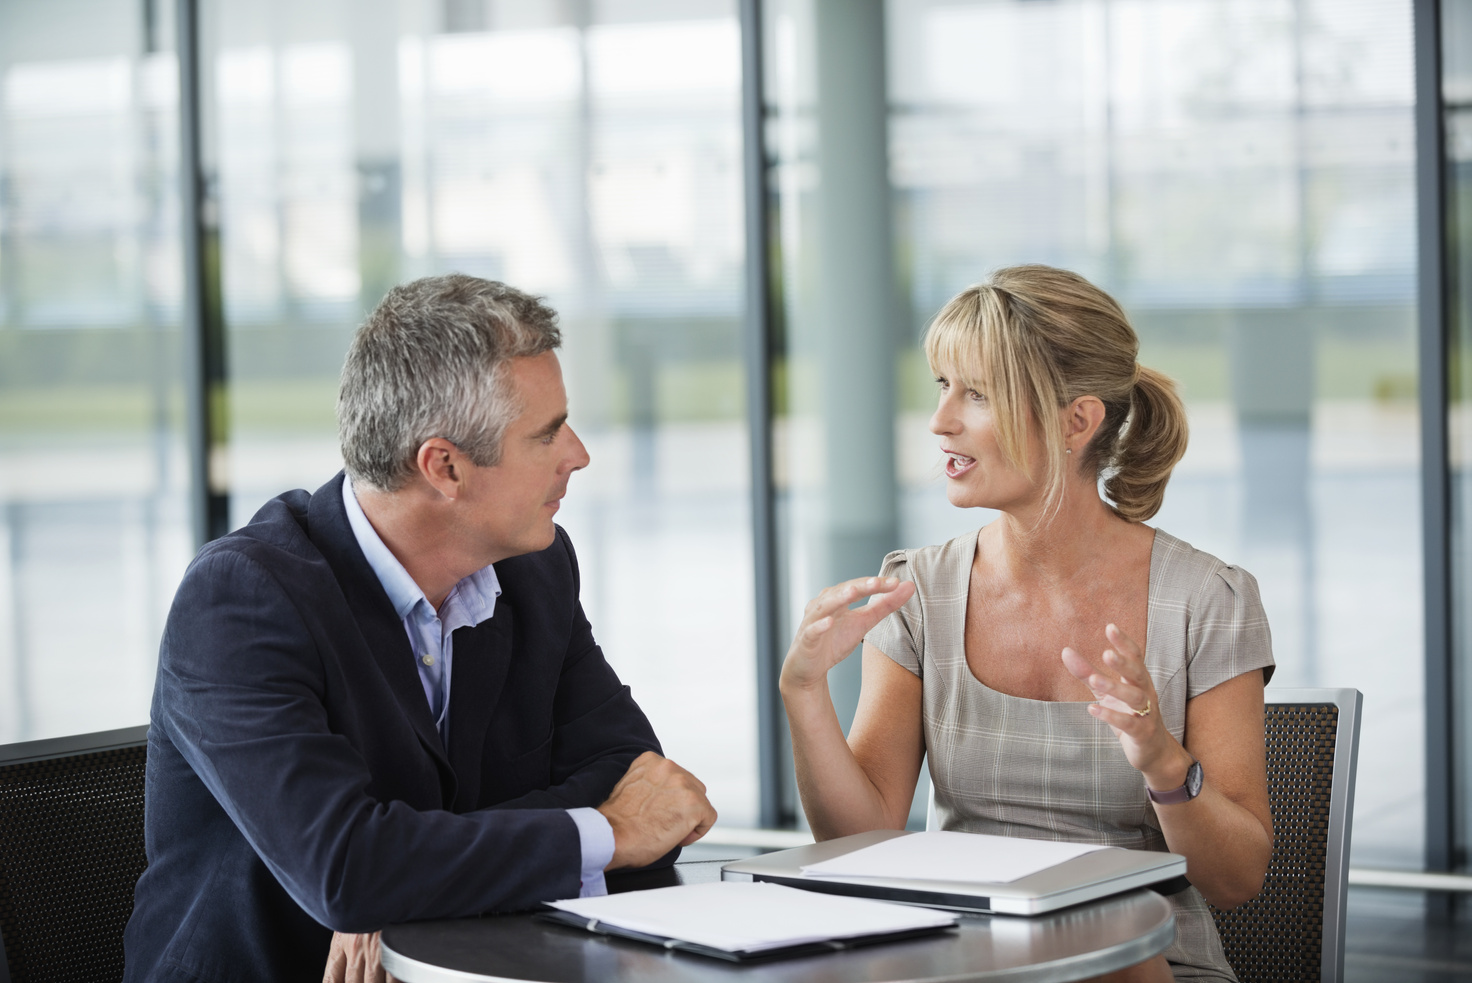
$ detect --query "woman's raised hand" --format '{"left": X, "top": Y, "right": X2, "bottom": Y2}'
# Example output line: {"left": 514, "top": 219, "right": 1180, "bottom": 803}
{"left": 1061, "top": 624, "right": 1186, "bottom": 784}
{"left": 780, "top": 576, "right": 916, "bottom": 693}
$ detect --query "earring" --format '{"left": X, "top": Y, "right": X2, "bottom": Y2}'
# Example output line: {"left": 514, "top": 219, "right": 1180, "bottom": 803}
{"left": 1065, "top": 448, "right": 1072, "bottom": 455}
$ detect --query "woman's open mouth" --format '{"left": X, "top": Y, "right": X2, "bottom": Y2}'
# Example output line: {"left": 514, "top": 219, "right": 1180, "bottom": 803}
{"left": 944, "top": 453, "right": 977, "bottom": 478}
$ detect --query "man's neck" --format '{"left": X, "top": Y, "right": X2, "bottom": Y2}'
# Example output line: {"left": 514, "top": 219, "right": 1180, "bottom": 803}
{"left": 353, "top": 482, "right": 472, "bottom": 611}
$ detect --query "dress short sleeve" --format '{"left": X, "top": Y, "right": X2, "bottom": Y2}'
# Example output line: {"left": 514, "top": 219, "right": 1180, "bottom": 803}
{"left": 865, "top": 549, "right": 922, "bottom": 677}
{"left": 1185, "top": 562, "right": 1276, "bottom": 699}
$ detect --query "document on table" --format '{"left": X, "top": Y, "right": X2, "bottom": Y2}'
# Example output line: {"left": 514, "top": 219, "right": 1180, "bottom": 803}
{"left": 544, "top": 881, "right": 956, "bottom": 958}
{"left": 800, "top": 830, "right": 1109, "bottom": 885}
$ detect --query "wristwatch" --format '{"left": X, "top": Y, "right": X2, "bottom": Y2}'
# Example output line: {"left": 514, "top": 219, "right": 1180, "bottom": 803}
{"left": 1147, "top": 759, "right": 1203, "bottom": 805}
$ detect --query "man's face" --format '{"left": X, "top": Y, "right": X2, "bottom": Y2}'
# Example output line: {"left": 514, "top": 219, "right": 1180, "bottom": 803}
{"left": 458, "top": 351, "right": 589, "bottom": 562}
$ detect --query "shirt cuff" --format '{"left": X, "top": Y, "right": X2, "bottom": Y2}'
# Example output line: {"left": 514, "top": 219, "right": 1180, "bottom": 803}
{"left": 567, "top": 807, "right": 615, "bottom": 897}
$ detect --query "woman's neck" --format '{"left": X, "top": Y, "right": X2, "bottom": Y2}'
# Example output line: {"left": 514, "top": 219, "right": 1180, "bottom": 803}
{"left": 980, "top": 483, "right": 1142, "bottom": 588}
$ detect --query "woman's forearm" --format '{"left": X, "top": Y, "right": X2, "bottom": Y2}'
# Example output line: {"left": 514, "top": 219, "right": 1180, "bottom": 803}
{"left": 1144, "top": 744, "right": 1274, "bottom": 909}
{"left": 781, "top": 675, "right": 903, "bottom": 839}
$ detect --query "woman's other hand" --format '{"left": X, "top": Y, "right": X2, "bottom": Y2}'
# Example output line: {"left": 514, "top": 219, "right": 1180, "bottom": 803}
{"left": 780, "top": 576, "right": 916, "bottom": 693}
{"left": 1061, "top": 624, "right": 1192, "bottom": 791}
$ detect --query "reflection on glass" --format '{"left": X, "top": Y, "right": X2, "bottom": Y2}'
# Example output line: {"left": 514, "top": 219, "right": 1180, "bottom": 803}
{"left": 0, "top": 0, "right": 190, "bottom": 741}
{"left": 769, "top": 0, "right": 1419, "bottom": 862}
{"left": 205, "top": 0, "right": 757, "bottom": 823}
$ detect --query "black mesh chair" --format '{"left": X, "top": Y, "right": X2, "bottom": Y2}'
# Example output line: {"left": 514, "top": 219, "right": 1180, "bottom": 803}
{"left": 1209, "top": 688, "right": 1362, "bottom": 983}
{"left": 0, "top": 725, "right": 149, "bottom": 983}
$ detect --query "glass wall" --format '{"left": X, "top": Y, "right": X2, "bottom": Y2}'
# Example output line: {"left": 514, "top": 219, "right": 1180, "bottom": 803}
{"left": 767, "top": 0, "right": 1421, "bottom": 864}
{"left": 0, "top": 0, "right": 1453, "bottom": 857}
{"left": 201, "top": 0, "right": 759, "bottom": 823}
{"left": 0, "top": 0, "right": 191, "bottom": 742}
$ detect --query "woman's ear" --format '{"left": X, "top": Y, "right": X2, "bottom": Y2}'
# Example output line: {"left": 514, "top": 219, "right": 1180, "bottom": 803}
{"left": 1062, "top": 396, "right": 1106, "bottom": 454}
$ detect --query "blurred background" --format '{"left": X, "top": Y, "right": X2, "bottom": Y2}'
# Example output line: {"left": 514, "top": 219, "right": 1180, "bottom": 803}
{"left": 1, "top": 0, "right": 1469, "bottom": 930}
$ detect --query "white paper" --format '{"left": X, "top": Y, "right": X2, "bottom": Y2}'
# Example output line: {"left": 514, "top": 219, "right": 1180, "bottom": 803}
{"left": 546, "top": 881, "right": 956, "bottom": 954}
{"left": 800, "top": 831, "right": 1109, "bottom": 885}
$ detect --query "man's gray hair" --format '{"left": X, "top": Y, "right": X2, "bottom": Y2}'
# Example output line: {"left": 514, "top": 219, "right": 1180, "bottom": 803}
{"left": 337, "top": 274, "right": 562, "bottom": 491}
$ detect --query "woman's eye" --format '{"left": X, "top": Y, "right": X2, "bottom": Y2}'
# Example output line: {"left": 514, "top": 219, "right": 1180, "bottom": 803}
{"left": 966, "top": 389, "right": 986, "bottom": 403}
{"left": 935, "top": 377, "right": 949, "bottom": 391}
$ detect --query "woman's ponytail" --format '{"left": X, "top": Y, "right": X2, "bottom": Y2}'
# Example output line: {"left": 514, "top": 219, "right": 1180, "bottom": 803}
{"left": 1103, "top": 366, "right": 1189, "bottom": 522}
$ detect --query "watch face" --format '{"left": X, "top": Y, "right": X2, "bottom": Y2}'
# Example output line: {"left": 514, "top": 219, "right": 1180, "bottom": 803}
{"left": 1185, "top": 760, "right": 1204, "bottom": 798}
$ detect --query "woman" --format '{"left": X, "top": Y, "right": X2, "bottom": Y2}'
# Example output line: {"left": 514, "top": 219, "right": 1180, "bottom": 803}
{"left": 781, "top": 266, "right": 1274, "bottom": 982}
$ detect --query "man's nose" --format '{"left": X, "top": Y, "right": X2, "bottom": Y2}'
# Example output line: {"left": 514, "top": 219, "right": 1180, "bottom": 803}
{"left": 564, "top": 425, "right": 591, "bottom": 472}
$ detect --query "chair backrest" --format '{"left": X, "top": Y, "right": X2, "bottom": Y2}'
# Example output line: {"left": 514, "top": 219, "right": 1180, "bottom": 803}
{"left": 1209, "top": 688, "right": 1362, "bottom": 983}
{"left": 0, "top": 725, "right": 149, "bottom": 983}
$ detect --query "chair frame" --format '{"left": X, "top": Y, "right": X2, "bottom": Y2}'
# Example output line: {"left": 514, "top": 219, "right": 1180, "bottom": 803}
{"left": 1264, "top": 687, "right": 1362, "bottom": 983}
{"left": 0, "top": 724, "right": 149, "bottom": 983}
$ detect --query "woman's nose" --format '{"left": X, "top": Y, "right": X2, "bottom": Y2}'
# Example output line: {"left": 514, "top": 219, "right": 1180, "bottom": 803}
{"left": 930, "top": 397, "right": 957, "bottom": 436}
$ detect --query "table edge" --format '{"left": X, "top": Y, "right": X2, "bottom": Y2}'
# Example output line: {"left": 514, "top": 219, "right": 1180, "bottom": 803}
{"left": 380, "top": 904, "right": 1176, "bottom": 983}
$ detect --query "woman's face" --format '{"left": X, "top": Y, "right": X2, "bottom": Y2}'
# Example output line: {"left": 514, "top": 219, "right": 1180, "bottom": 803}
{"left": 928, "top": 365, "right": 1047, "bottom": 513}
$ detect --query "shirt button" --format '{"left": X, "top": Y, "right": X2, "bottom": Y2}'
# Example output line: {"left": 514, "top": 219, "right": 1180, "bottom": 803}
{"left": 421, "top": 654, "right": 435, "bottom": 667}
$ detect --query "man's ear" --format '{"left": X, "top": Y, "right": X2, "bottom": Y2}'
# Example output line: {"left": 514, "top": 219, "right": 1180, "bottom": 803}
{"left": 416, "top": 438, "right": 464, "bottom": 499}
{"left": 1062, "top": 395, "right": 1106, "bottom": 453}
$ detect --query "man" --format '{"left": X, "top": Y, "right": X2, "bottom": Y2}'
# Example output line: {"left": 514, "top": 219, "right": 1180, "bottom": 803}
{"left": 123, "top": 275, "right": 717, "bottom": 983}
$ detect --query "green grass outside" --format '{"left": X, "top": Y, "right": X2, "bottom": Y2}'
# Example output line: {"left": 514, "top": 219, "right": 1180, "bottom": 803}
{"left": 0, "top": 337, "right": 1423, "bottom": 439}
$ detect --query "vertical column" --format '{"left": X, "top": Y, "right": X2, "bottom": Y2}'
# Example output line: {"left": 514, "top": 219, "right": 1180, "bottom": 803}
{"left": 1228, "top": 308, "right": 1315, "bottom": 675}
{"left": 1414, "top": 0, "right": 1452, "bottom": 880}
{"left": 810, "top": 0, "right": 898, "bottom": 732}
{"left": 353, "top": 0, "right": 403, "bottom": 316}
{"left": 177, "top": 0, "right": 229, "bottom": 546}
{"left": 1446, "top": 0, "right": 1472, "bottom": 877}
{"left": 0, "top": 504, "right": 23, "bottom": 742}
{"left": 741, "top": 0, "right": 784, "bottom": 827}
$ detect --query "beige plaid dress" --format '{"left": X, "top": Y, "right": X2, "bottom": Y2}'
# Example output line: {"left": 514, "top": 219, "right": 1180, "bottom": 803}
{"left": 866, "top": 528, "right": 1275, "bottom": 982}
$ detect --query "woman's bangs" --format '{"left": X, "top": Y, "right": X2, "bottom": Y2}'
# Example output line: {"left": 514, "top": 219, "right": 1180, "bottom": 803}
{"left": 924, "top": 310, "right": 987, "bottom": 393}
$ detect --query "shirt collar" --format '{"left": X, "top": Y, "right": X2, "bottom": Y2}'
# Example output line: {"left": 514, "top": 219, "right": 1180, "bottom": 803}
{"left": 341, "top": 474, "right": 501, "bottom": 625}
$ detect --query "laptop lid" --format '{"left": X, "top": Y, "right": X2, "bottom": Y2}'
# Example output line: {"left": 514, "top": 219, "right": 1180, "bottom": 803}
{"left": 721, "top": 829, "right": 1187, "bottom": 915}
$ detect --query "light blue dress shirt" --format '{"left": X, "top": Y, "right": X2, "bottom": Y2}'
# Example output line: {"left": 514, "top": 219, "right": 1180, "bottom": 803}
{"left": 342, "top": 477, "right": 614, "bottom": 896}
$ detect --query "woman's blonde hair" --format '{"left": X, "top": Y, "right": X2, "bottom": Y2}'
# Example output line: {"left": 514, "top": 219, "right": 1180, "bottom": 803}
{"left": 923, "top": 265, "right": 1188, "bottom": 522}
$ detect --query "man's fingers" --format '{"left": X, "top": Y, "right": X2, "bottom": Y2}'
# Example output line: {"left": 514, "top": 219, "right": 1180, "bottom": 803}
{"left": 323, "top": 936, "right": 346, "bottom": 983}
{"left": 679, "top": 805, "right": 719, "bottom": 846}
{"left": 600, "top": 754, "right": 720, "bottom": 868}
{"left": 365, "top": 932, "right": 387, "bottom": 983}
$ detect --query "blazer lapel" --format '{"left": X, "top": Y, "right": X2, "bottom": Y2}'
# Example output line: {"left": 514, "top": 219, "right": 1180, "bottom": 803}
{"left": 305, "top": 473, "right": 457, "bottom": 798}
{"left": 447, "top": 601, "right": 515, "bottom": 811}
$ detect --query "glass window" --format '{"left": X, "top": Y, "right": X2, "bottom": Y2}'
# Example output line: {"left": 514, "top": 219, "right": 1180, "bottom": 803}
{"left": 0, "top": 0, "right": 191, "bottom": 742}
{"left": 203, "top": 0, "right": 758, "bottom": 824}
{"left": 768, "top": 0, "right": 1420, "bottom": 863}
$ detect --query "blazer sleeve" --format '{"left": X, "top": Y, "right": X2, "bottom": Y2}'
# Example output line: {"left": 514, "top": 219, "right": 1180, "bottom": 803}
{"left": 155, "top": 546, "right": 585, "bottom": 934}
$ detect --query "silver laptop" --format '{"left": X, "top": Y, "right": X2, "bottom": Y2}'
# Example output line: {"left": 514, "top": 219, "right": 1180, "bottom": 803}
{"left": 721, "top": 829, "right": 1187, "bottom": 916}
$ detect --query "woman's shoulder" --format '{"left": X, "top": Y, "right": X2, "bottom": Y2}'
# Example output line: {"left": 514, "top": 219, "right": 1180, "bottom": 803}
{"left": 1150, "top": 528, "right": 1264, "bottom": 612}
{"left": 879, "top": 530, "right": 978, "bottom": 593}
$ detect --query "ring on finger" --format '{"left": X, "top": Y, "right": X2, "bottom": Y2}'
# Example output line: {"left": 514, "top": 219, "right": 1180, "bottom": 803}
{"left": 1131, "top": 700, "right": 1152, "bottom": 718}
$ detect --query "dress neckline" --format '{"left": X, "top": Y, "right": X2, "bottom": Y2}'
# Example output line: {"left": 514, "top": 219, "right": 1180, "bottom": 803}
{"left": 952, "top": 525, "right": 1168, "bottom": 705}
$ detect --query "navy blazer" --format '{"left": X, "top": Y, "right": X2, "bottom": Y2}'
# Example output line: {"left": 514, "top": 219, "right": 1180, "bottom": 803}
{"left": 123, "top": 474, "right": 662, "bottom": 983}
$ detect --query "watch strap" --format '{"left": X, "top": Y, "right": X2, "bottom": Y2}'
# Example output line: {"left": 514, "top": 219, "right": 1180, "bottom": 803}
{"left": 1147, "top": 760, "right": 1202, "bottom": 805}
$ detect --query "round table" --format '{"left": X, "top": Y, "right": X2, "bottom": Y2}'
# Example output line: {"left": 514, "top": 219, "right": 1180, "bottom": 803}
{"left": 381, "top": 860, "right": 1176, "bottom": 983}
